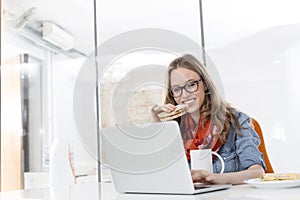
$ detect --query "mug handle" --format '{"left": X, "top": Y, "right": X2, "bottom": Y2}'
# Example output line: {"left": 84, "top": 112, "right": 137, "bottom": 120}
{"left": 212, "top": 151, "right": 225, "bottom": 174}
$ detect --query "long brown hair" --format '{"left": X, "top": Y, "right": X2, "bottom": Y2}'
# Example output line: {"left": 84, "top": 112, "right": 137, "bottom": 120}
{"left": 164, "top": 54, "right": 241, "bottom": 143}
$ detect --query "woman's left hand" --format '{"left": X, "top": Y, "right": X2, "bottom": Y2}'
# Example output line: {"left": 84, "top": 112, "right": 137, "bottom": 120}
{"left": 191, "top": 164, "right": 264, "bottom": 185}
{"left": 191, "top": 169, "right": 228, "bottom": 184}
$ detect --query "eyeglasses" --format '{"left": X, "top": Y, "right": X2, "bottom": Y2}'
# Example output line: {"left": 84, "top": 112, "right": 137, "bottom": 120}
{"left": 169, "top": 79, "right": 202, "bottom": 98}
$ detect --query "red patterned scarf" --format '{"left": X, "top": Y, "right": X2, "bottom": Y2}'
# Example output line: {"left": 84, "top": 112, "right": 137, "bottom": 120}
{"left": 180, "top": 113, "right": 222, "bottom": 160}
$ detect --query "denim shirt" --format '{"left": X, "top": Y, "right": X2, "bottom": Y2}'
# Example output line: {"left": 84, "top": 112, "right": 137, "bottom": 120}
{"left": 212, "top": 112, "right": 266, "bottom": 173}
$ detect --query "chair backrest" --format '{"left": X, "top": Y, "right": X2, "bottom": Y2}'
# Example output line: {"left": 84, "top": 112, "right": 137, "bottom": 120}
{"left": 251, "top": 118, "right": 274, "bottom": 173}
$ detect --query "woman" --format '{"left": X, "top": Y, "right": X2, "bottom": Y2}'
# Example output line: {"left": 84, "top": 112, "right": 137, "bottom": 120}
{"left": 151, "top": 54, "right": 265, "bottom": 185}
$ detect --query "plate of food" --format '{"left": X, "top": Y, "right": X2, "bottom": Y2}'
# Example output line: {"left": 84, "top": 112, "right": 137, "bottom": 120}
{"left": 157, "top": 104, "right": 188, "bottom": 121}
{"left": 245, "top": 173, "right": 300, "bottom": 189}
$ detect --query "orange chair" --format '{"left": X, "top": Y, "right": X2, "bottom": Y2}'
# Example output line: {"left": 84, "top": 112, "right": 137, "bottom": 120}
{"left": 251, "top": 118, "right": 274, "bottom": 173}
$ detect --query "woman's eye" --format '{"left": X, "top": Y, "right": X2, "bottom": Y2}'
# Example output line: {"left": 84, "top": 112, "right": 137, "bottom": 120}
{"left": 173, "top": 88, "right": 181, "bottom": 93}
{"left": 187, "top": 82, "right": 196, "bottom": 87}
{"left": 171, "top": 87, "right": 181, "bottom": 94}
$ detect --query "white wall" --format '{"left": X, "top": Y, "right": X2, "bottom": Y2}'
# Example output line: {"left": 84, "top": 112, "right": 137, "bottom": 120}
{"left": 97, "top": 0, "right": 202, "bottom": 47}
{"left": 204, "top": 0, "right": 300, "bottom": 172}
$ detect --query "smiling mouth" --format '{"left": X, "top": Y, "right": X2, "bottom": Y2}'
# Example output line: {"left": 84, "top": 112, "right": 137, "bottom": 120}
{"left": 182, "top": 98, "right": 196, "bottom": 105}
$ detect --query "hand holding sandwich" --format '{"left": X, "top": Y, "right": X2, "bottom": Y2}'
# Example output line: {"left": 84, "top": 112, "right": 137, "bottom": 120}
{"left": 151, "top": 104, "right": 188, "bottom": 122}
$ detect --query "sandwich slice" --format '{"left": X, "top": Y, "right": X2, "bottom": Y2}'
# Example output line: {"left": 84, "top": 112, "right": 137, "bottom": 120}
{"left": 259, "top": 173, "right": 300, "bottom": 181}
{"left": 157, "top": 104, "right": 188, "bottom": 121}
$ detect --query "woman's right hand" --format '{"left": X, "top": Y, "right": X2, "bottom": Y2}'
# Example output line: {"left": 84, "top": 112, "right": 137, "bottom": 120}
{"left": 150, "top": 103, "right": 176, "bottom": 122}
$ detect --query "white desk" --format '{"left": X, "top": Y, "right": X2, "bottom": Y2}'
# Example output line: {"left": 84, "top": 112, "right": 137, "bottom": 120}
{"left": 0, "top": 181, "right": 300, "bottom": 200}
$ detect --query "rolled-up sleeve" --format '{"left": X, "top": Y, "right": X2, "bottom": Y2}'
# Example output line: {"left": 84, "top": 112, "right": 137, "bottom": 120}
{"left": 235, "top": 115, "right": 266, "bottom": 171}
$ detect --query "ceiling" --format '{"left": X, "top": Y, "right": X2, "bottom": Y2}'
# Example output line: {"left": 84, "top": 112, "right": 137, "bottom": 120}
{"left": 3, "top": 0, "right": 204, "bottom": 59}
{"left": 3, "top": 0, "right": 300, "bottom": 59}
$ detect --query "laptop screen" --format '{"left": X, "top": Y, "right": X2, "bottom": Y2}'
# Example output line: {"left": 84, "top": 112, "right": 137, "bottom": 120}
{"left": 101, "top": 121, "right": 231, "bottom": 194}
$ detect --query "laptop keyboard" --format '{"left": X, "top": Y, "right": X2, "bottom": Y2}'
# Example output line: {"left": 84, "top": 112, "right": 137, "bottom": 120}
{"left": 194, "top": 184, "right": 211, "bottom": 189}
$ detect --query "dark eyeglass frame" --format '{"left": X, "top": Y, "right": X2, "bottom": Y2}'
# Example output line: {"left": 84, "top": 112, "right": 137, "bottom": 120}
{"left": 169, "top": 79, "right": 202, "bottom": 98}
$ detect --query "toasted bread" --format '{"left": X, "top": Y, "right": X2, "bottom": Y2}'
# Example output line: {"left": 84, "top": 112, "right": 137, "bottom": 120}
{"left": 157, "top": 104, "right": 188, "bottom": 121}
{"left": 259, "top": 173, "right": 300, "bottom": 181}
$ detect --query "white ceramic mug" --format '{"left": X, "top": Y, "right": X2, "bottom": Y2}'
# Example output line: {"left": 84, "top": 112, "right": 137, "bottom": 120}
{"left": 190, "top": 149, "right": 225, "bottom": 174}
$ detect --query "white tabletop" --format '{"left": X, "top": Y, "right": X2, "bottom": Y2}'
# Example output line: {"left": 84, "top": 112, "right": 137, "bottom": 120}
{"left": 1, "top": 181, "right": 300, "bottom": 200}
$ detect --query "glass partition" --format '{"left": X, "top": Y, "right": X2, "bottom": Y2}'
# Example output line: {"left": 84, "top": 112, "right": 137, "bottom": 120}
{"left": 1, "top": 0, "right": 206, "bottom": 190}
{"left": 95, "top": 0, "right": 204, "bottom": 181}
{"left": 1, "top": 0, "right": 97, "bottom": 191}
{"left": 2, "top": 0, "right": 300, "bottom": 192}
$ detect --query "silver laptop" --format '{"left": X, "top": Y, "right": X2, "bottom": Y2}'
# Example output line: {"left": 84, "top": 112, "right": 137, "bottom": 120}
{"left": 101, "top": 121, "right": 231, "bottom": 195}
